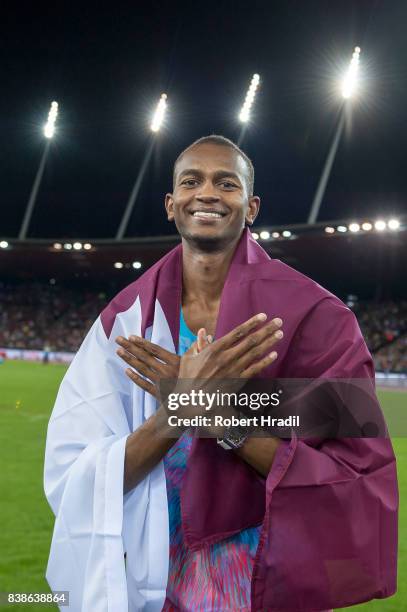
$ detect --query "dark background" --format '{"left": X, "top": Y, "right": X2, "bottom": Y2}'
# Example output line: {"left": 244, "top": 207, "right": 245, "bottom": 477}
{"left": 1, "top": 0, "right": 406, "bottom": 239}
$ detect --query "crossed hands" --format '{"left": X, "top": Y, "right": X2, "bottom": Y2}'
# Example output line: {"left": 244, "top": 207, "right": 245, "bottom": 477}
{"left": 115, "top": 313, "right": 283, "bottom": 404}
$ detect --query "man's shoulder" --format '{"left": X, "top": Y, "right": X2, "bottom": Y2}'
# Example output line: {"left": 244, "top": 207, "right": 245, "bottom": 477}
{"left": 99, "top": 278, "right": 141, "bottom": 339}
{"left": 99, "top": 244, "right": 181, "bottom": 338}
{"left": 272, "top": 261, "right": 361, "bottom": 341}
{"left": 267, "top": 258, "right": 348, "bottom": 311}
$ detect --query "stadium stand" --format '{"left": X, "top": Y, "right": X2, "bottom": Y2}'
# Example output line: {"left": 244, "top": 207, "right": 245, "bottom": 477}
{"left": 354, "top": 301, "right": 407, "bottom": 374}
{"left": 374, "top": 336, "right": 407, "bottom": 374}
{"left": 0, "top": 281, "right": 108, "bottom": 353}
{"left": 355, "top": 301, "right": 407, "bottom": 351}
{"left": 1, "top": 280, "right": 406, "bottom": 372}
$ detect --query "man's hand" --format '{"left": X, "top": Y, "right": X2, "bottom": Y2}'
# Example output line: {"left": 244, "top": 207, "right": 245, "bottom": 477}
{"left": 116, "top": 313, "right": 283, "bottom": 411}
{"left": 171, "top": 313, "right": 283, "bottom": 422}
{"left": 115, "top": 328, "right": 213, "bottom": 398}
{"left": 116, "top": 313, "right": 282, "bottom": 394}
{"left": 118, "top": 315, "right": 284, "bottom": 491}
{"left": 177, "top": 313, "right": 282, "bottom": 383}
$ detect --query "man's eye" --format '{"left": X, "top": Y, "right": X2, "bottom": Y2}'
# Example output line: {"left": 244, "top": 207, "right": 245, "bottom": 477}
{"left": 220, "top": 181, "right": 237, "bottom": 189}
{"left": 181, "top": 179, "right": 198, "bottom": 186}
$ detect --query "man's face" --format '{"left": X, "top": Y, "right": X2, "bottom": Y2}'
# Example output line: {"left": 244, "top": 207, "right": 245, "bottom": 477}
{"left": 165, "top": 143, "right": 260, "bottom": 251}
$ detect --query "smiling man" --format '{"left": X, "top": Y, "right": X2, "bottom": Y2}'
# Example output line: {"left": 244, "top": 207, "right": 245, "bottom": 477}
{"left": 44, "top": 135, "right": 398, "bottom": 611}
{"left": 162, "top": 137, "right": 262, "bottom": 360}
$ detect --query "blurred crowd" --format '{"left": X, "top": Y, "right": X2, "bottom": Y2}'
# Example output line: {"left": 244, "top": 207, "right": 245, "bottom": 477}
{"left": 0, "top": 282, "right": 406, "bottom": 373}
{"left": 354, "top": 300, "right": 407, "bottom": 374}
{"left": 0, "top": 282, "right": 109, "bottom": 353}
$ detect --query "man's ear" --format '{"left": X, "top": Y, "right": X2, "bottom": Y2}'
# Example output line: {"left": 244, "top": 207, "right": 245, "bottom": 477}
{"left": 165, "top": 193, "right": 175, "bottom": 221}
{"left": 245, "top": 196, "right": 260, "bottom": 226}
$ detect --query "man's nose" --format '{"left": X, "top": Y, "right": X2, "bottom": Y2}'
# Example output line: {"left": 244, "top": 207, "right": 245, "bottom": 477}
{"left": 195, "top": 186, "right": 220, "bottom": 202}
{"left": 196, "top": 194, "right": 220, "bottom": 202}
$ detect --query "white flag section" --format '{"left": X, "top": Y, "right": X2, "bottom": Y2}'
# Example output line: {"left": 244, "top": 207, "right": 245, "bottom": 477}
{"left": 44, "top": 297, "right": 174, "bottom": 611}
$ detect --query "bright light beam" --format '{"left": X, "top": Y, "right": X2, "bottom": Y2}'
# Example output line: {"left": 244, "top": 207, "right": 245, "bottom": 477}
{"left": 239, "top": 74, "right": 260, "bottom": 123}
{"left": 116, "top": 139, "right": 155, "bottom": 240}
{"left": 19, "top": 101, "right": 59, "bottom": 240}
{"left": 237, "top": 74, "right": 260, "bottom": 146}
{"left": 307, "top": 111, "right": 345, "bottom": 224}
{"left": 117, "top": 94, "right": 168, "bottom": 239}
{"left": 342, "top": 47, "right": 361, "bottom": 99}
{"left": 44, "top": 101, "right": 59, "bottom": 138}
{"left": 308, "top": 46, "right": 361, "bottom": 224}
{"left": 151, "top": 94, "right": 167, "bottom": 132}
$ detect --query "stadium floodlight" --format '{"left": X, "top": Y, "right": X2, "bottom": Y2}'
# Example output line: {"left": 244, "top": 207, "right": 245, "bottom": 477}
{"left": 251, "top": 232, "right": 259, "bottom": 240}
{"left": 349, "top": 223, "right": 360, "bottom": 233}
{"left": 151, "top": 94, "right": 167, "bottom": 133}
{"left": 73, "top": 242, "right": 82, "bottom": 250}
{"left": 114, "top": 262, "right": 124, "bottom": 269}
{"left": 308, "top": 47, "right": 360, "bottom": 225}
{"left": 388, "top": 219, "right": 400, "bottom": 230}
{"left": 272, "top": 231, "right": 280, "bottom": 238}
{"left": 337, "top": 225, "right": 347, "bottom": 232}
{"left": 342, "top": 47, "right": 361, "bottom": 99}
{"left": 361, "top": 222, "right": 372, "bottom": 231}
{"left": 325, "top": 226, "right": 335, "bottom": 234}
{"left": 19, "top": 101, "right": 59, "bottom": 240}
{"left": 375, "top": 220, "right": 386, "bottom": 231}
{"left": 44, "top": 101, "right": 59, "bottom": 138}
{"left": 282, "top": 230, "right": 292, "bottom": 238}
{"left": 0, "top": 240, "right": 9, "bottom": 249}
{"left": 259, "top": 230, "right": 270, "bottom": 240}
{"left": 53, "top": 242, "right": 62, "bottom": 250}
{"left": 132, "top": 261, "right": 142, "bottom": 269}
{"left": 116, "top": 97, "right": 163, "bottom": 240}
{"left": 83, "top": 243, "right": 92, "bottom": 250}
{"left": 308, "top": 112, "right": 346, "bottom": 224}
{"left": 63, "top": 243, "right": 72, "bottom": 250}
{"left": 239, "top": 74, "right": 260, "bottom": 123}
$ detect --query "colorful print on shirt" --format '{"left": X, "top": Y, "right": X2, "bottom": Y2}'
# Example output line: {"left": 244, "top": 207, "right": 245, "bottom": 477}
{"left": 162, "top": 308, "right": 261, "bottom": 611}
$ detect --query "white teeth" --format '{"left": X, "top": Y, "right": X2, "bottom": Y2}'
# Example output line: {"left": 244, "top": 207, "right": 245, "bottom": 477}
{"left": 192, "top": 211, "right": 223, "bottom": 218}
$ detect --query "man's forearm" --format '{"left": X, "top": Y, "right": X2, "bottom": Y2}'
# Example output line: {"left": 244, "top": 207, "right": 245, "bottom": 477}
{"left": 234, "top": 436, "right": 282, "bottom": 477}
{"left": 124, "top": 409, "right": 282, "bottom": 493}
{"left": 124, "top": 405, "right": 179, "bottom": 494}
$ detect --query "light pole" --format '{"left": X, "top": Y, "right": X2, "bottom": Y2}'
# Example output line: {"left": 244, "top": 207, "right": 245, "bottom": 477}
{"left": 116, "top": 94, "right": 167, "bottom": 240}
{"left": 307, "top": 47, "right": 361, "bottom": 224}
{"left": 237, "top": 74, "right": 260, "bottom": 147}
{"left": 19, "top": 101, "right": 59, "bottom": 239}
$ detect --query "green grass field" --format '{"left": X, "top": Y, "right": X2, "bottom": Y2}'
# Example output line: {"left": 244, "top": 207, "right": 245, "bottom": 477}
{"left": 0, "top": 360, "right": 405, "bottom": 611}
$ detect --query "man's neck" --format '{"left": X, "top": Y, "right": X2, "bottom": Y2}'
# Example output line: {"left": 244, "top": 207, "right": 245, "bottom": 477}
{"left": 181, "top": 236, "right": 240, "bottom": 306}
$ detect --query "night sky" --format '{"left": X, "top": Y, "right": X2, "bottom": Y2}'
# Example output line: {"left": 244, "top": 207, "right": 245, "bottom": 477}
{"left": 2, "top": 0, "right": 407, "bottom": 240}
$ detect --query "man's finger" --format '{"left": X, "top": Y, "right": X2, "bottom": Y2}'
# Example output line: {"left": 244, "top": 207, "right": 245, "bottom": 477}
{"left": 197, "top": 328, "right": 208, "bottom": 352}
{"left": 125, "top": 368, "right": 157, "bottom": 398}
{"left": 117, "top": 347, "right": 159, "bottom": 382}
{"left": 240, "top": 350, "right": 278, "bottom": 378}
{"left": 234, "top": 328, "right": 283, "bottom": 372}
{"left": 116, "top": 335, "right": 178, "bottom": 365}
{"left": 228, "top": 318, "right": 283, "bottom": 364}
{"left": 116, "top": 338, "right": 169, "bottom": 376}
{"left": 129, "top": 336, "right": 179, "bottom": 366}
{"left": 211, "top": 313, "right": 276, "bottom": 354}
{"left": 185, "top": 328, "right": 212, "bottom": 355}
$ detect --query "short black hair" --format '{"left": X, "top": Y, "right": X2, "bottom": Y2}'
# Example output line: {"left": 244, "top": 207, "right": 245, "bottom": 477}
{"left": 172, "top": 134, "right": 255, "bottom": 195}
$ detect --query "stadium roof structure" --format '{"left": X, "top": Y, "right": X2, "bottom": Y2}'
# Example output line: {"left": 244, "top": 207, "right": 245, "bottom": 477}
{"left": 1, "top": 217, "right": 406, "bottom": 301}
